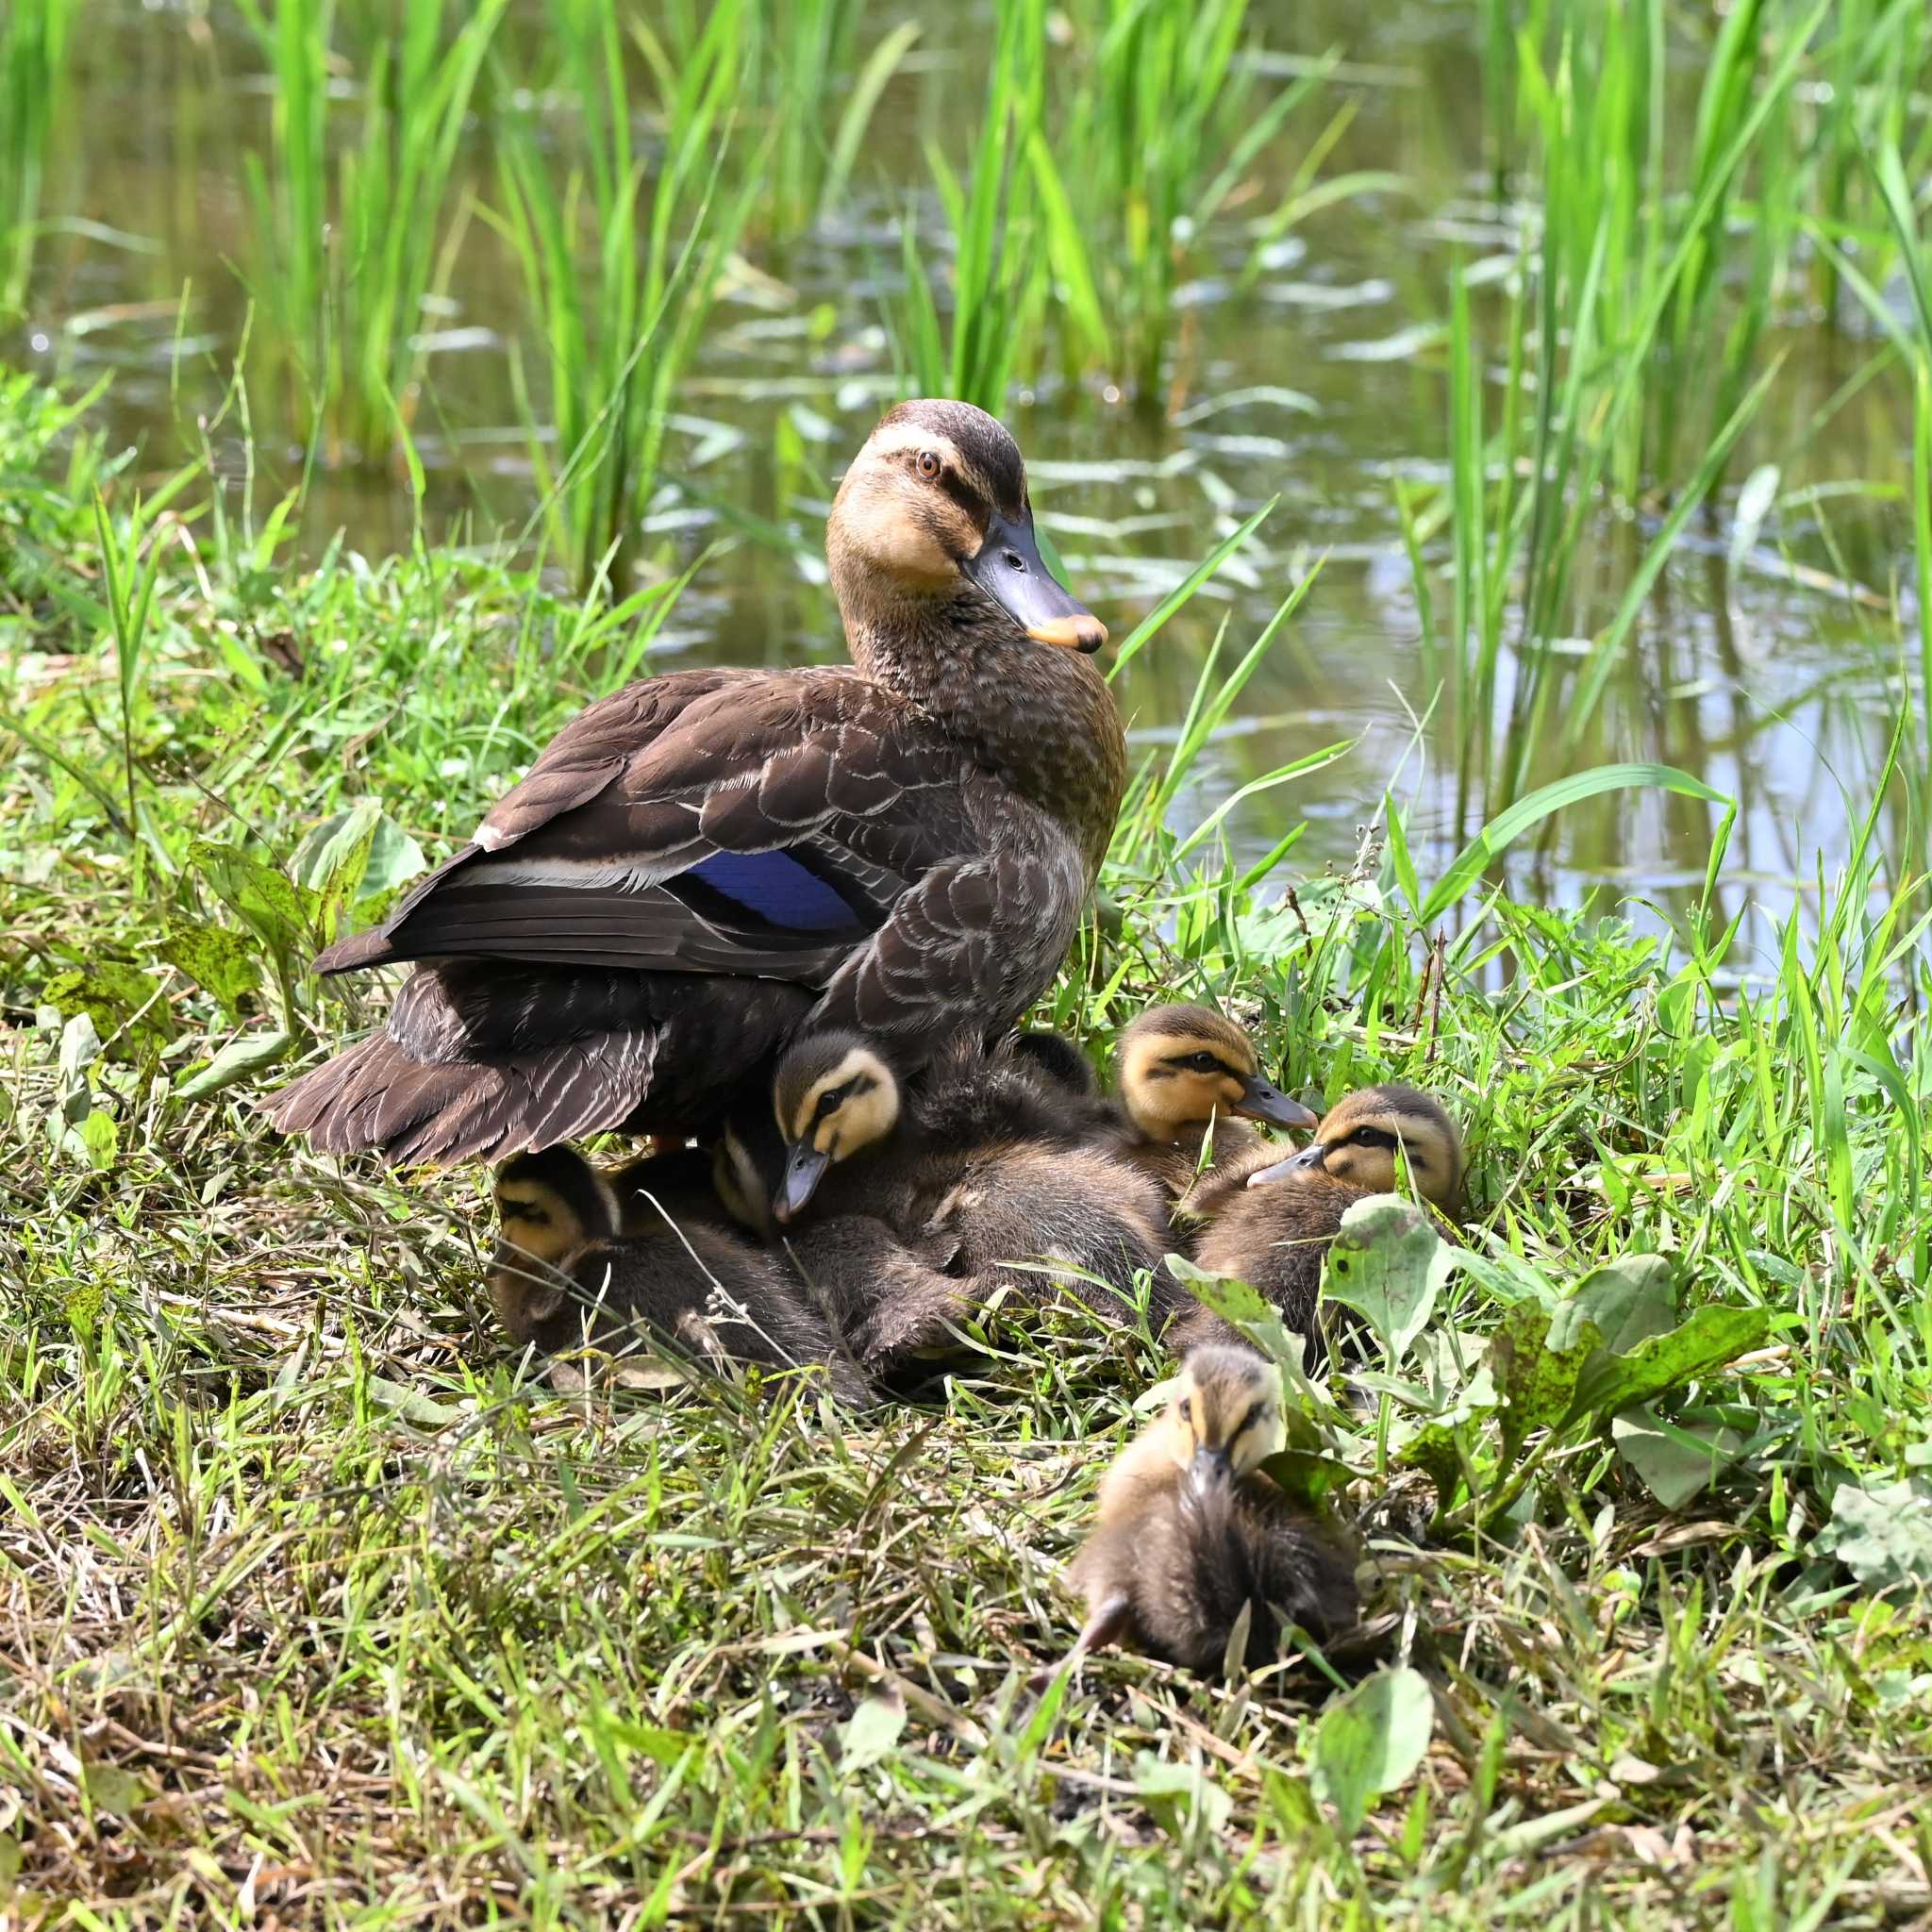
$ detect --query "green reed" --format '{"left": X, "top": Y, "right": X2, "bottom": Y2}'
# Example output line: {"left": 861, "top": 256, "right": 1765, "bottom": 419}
{"left": 495, "top": 0, "right": 757, "bottom": 600}
{"left": 235, "top": 0, "right": 505, "bottom": 462}
{"left": 748, "top": 0, "right": 922, "bottom": 245}
{"left": 0, "top": 0, "right": 77, "bottom": 314}
{"left": 897, "top": 0, "right": 1048, "bottom": 412}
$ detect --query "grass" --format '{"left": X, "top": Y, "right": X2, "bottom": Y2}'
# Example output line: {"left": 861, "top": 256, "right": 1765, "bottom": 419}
{"left": 233, "top": 0, "right": 508, "bottom": 463}
{"left": 6, "top": 0, "right": 1932, "bottom": 1921}
{"left": 0, "top": 0, "right": 75, "bottom": 314}
{"left": 5, "top": 355, "right": 1932, "bottom": 1923}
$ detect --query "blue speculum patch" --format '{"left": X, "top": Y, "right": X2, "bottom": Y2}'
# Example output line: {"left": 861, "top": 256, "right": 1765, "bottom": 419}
{"left": 683, "top": 850, "right": 860, "bottom": 932}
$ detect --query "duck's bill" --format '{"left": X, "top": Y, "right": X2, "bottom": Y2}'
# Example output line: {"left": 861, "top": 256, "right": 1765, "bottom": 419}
{"left": 774, "top": 1142, "right": 830, "bottom": 1224}
{"left": 964, "top": 510, "right": 1108, "bottom": 653}
{"left": 1234, "top": 1076, "right": 1320, "bottom": 1130}
{"left": 1246, "top": 1142, "right": 1330, "bottom": 1189}
{"left": 1189, "top": 1445, "right": 1234, "bottom": 1491}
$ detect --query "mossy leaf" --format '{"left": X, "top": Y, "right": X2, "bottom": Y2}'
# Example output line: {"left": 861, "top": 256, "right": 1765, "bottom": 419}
{"left": 158, "top": 919, "right": 263, "bottom": 1021}
{"left": 1566, "top": 1305, "right": 1771, "bottom": 1424}
{"left": 40, "top": 962, "right": 174, "bottom": 1060}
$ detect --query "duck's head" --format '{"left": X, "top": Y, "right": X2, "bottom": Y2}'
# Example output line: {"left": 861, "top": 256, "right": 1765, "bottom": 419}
{"left": 1246, "top": 1084, "right": 1463, "bottom": 1210}
{"left": 1116, "top": 1005, "right": 1317, "bottom": 1141}
{"left": 826, "top": 398, "right": 1107, "bottom": 658}
{"left": 771, "top": 1030, "right": 902, "bottom": 1224}
{"left": 1158, "top": 1345, "right": 1286, "bottom": 1491}
{"left": 491, "top": 1146, "right": 618, "bottom": 1274}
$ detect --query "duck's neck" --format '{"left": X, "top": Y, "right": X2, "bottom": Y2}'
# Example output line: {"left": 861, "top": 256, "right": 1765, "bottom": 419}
{"left": 842, "top": 591, "right": 1126, "bottom": 876}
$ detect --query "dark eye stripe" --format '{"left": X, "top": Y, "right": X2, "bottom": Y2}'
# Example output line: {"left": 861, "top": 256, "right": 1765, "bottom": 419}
{"left": 935, "top": 465, "right": 990, "bottom": 523}
{"left": 1225, "top": 1399, "right": 1271, "bottom": 1456}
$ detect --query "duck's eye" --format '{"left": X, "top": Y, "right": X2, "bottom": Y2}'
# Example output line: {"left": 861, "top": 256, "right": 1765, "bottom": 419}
{"left": 506, "top": 1204, "right": 548, "bottom": 1226}
{"left": 1353, "top": 1125, "right": 1398, "bottom": 1151}
{"left": 1187, "top": 1052, "right": 1224, "bottom": 1074}
{"left": 1177, "top": 1396, "right": 1193, "bottom": 1424}
{"left": 916, "top": 449, "right": 941, "bottom": 479}
{"left": 815, "top": 1088, "right": 846, "bottom": 1124}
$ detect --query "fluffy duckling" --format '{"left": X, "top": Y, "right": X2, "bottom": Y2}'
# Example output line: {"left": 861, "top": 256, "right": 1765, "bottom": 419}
{"left": 770, "top": 1030, "right": 1178, "bottom": 1366}
{"left": 1062, "top": 1345, "right": 1358, "bottom": 1674}
{"left": 490, "top": 1146, "right": 873, "bottom": 1403}
{"left": 1102, "top": 1005, "right": 1316, "bottom": 1201}
{"left": 1171, "top": 1085, "right": 1463, "bottom": 1357}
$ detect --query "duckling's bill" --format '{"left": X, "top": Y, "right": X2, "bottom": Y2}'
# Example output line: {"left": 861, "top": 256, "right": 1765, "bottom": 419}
{"left": 961, "top": 508, "right": 1108, "bottom": 654}
{"left": 1233, "top": 1075, "right": 1318, "bottom": 1130}
{"left": 776, "top": 1141, "right": 830, "bottom": 1224}
{"left": 1246, "top": 1141, "right": 1329, "bottom": 1187}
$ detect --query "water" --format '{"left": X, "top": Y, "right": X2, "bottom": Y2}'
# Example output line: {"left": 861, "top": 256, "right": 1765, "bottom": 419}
{"left": 8, "top": 0, "right": 1919, "bottom": 971}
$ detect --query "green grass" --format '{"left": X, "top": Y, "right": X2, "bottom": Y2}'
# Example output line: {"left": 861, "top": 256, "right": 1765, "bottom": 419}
{"left": 0, "top": 0, "right": 75, "bottom": 314}
{"left": 5, "top": 359, "right": 1932, "bottom": 1924}
{"left": 8, "top": 0, "right": 1932, "bottom": 1920}
{"left": 232, "top": 0, "right": 508, "bottom": 463}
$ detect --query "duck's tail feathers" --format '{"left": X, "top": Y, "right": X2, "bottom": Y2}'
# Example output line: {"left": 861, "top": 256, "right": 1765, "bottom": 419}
{"left": 259, "top": 1026, "right": 658, "bottom": 1167}
{"left": 312, "top": 927, "right": 403, "bottom": 974}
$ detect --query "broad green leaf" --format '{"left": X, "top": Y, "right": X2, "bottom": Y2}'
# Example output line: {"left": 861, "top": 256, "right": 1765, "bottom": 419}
{"left": 1321, "top": 1194, "right": 1455, "bottom": 1365}
{"left": 1490, "top": 1302, "right": 1599, "bottom": 1468}
{"left": 175, "top": 1029, "right": 294, "bottom": 1102}
{"left": 1566, "top": 1305, "right": 1771, "bottom": 1424}
{"left": 1546, "top": 1255, "right": 1677, "bottom": 1356}
{"left": 364, "top": 1376, "right": 461, "bottom": 1429}
{"left": 1613, "top": 1407, "right": 1749, "bottom": 1509}
{"left": 1420, "top": 765, "right": 1728, "bottom": 923}
{"left": 1816, "top": 1476, "right": 1932, "bottom": 1594}
{"left": 838, "top": 1690, "right": 907, "bottom": 1772}
{"left": 1133, "top": 1755, "right": 1233, "bottom": 1838}
{"left": 41, "top": 963, "right": 174, "bottom": 1061}
{"left": 51, "top": 1106, "right": 118, "bottom": 1171}
{"left": 1310, "top": 1666, "right": 1434, "bottom": 1837}
{"left": 81, "top": 1761, "right": 149, "bottom": 1821}
{"left": 291, "top": 802, "right": 426, "bottom": 903}
{"left": 1166, "top": 1254, "right": 1310, "bottom": 1382}
{"left": 159, "top": 920, "right": 263, "bottom": 1020}
{"left": 1257, "top": 1449, "right": 1357, "bottom": 1508}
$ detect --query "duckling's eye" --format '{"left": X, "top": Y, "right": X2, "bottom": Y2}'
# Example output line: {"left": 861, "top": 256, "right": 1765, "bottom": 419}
{"left": 1177, "top": 1396, "right": 1193, "bottom": 1424}
{"left": 1187, "top": 1052, "right": 1224, "bottom": 1074}
{"left": 814, "top": 1087, "right": 847, "bottom": 1124}
{"left": 916, "top": 449, "right": 941, "bottom": 479}
{"left": 1353, "top": 1126, "right": 1399, "bottom": 1151}
{"left": 508, "top": 1204, "right": 548, "bottom": 1225}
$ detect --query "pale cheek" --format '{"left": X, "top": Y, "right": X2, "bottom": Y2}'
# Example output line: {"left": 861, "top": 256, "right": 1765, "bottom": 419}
{"left": 865, "top": 506, "right": 959, "bottom": 589}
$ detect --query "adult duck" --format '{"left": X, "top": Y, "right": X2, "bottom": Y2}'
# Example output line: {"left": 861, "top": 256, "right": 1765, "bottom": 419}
{"left": 265, "top": 401, "right": 1124, "bottom": 1164}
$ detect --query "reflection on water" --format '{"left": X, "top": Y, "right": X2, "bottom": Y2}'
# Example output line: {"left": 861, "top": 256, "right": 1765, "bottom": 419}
{"left": 6, "top": 0, "right": 1920, "bottom": 967}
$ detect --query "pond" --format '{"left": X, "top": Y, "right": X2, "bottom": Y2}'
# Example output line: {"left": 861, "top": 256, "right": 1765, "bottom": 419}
{"left": 7, "top": 0, "right": 1921, "bottom": 965}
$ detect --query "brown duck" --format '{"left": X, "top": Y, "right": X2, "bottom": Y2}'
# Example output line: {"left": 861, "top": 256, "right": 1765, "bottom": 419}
{"left": 265, "top": 400, "right": 1124, "bottom": 1164}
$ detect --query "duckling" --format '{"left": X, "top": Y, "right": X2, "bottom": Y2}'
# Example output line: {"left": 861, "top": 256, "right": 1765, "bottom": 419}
{"left": 1171, "top": 1085, "right": 1463, "bottom": 1357}
{"left": 490, "top": 1147, "right": 873, "bottom": 1403}
{"left": 770, "top": 1030, "right": 1179, "bottom": 1366}
{"left": 1061, "top": 1345, "right": 1358, "bottom": 1674}
{"left": 1101, "top": 1005, "right": 1317, "bottom": 1201}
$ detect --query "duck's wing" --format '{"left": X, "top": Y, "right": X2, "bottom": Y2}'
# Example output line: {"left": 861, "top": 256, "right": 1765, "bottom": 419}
{"left": 809, "top": 801, "right": 1090, "bottom": 1051}
{"left": 315, "top": 667, "right": 975, "bottom": 986}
